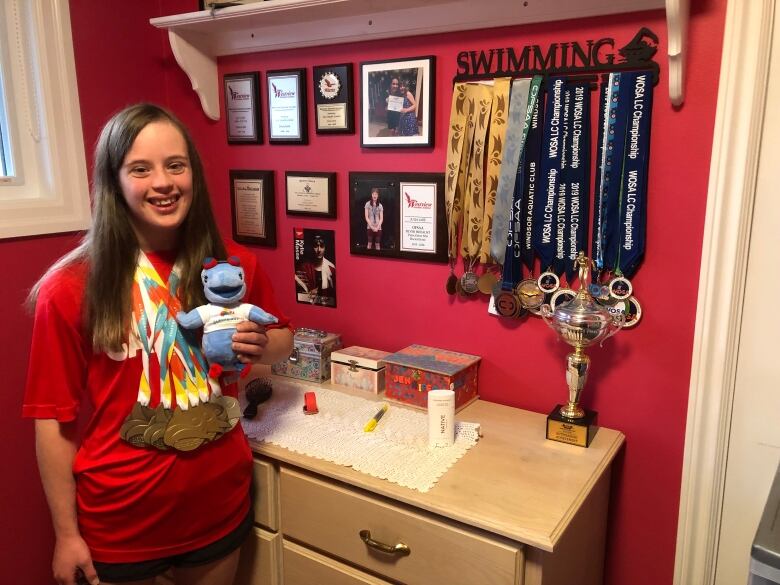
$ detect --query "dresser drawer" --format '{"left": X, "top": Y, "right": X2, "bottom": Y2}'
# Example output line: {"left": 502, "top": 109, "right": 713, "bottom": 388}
{"left": 253, "top": 457, "right": 278, "bottom": 531}
{"left": 283, "top": 540, "right": 393, "bottom": 585}
{"left": 280, "top": 467, "right": 522, "bottom": 585}
{"left": 235, "top": 526, "right": 280, "bottom": 585}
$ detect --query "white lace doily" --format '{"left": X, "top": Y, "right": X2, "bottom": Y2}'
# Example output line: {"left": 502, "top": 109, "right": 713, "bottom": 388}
{"left": 240, "top": 380, "right": 480, "bottom": 492}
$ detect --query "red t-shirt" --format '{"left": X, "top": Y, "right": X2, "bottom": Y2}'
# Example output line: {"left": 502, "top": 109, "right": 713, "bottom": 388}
{"left": 23, "top": 243, "right": 289, "bottom": 563}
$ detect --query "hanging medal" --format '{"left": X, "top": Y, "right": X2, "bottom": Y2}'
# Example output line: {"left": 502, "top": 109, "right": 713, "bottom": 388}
{"left": 533, "top": 76, "right": 566, "bottom": 294}
{"left": 491, "top": 78, "right": 532, "bottom": 317}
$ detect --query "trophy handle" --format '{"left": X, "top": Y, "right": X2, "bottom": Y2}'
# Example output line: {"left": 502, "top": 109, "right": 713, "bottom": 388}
{"left": 540, "top": 303, "right": 555, "bottom": 330}
{"left": 599, "top": 312, "right": 626, "bottom": 346}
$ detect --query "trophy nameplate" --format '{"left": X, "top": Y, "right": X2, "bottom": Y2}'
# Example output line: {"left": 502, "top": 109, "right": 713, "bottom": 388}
{"left": 546, "top": 405, "right": 598, "bottom": 447}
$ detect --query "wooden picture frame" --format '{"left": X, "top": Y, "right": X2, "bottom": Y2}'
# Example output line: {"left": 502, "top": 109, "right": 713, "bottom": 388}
{"left": 285, "top": 171, "right": 336, "bottom": 218}
{"left": 224, "top": 72, "right": 262, "bottom": 144}
{"left": 360, "top": 56, "right": 435, "bottom": 148}
{"left": 349, "top": 172, "right": 447, "bottom": 262}
{"left": 229, "top": 170, "right": 276, "bottom": 247}
{"left": 266, "top": 68, "right": 308, "bottom": 144}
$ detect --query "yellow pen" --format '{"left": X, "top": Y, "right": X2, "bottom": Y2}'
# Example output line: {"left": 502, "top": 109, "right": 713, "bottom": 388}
{"left": 363, "top": 403, "right": 388, "bottom": 432}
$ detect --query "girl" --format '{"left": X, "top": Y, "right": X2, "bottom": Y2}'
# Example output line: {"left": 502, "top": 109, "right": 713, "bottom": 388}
{"left": 24, "top": 104, "right": 292, "bottom": 585}
{"left": 398, "top": 79, "right": 419, "bottom": 137}
{"left": 364, "top": 188, "right": 384, "bottom": 250}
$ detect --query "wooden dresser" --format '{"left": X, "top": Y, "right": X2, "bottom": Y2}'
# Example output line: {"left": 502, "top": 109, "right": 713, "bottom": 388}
{"left": 233, "top": 382, "right": 625, "bottom": 585}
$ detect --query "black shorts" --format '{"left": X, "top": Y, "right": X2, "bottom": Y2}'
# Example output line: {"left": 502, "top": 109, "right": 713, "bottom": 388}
{"left": 92, "top": 510, "right": 253, "bottom": 583}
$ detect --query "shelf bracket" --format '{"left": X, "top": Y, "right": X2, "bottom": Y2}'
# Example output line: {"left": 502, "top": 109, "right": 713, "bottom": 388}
{"left": 168, "top": 30, "right": 220, "bottom": 120}
{"left": 666, "top": 0, "right": 689, "bottom": 106}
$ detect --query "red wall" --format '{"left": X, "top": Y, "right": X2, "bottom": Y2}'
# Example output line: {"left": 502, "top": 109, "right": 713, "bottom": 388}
{"left": 2, "top": 1, "right": 725, "bottom": 584}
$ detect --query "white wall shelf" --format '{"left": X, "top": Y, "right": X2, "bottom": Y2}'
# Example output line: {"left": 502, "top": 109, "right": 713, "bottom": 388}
{"left": 151, "top": 0, "right": 686, "bottom": 121}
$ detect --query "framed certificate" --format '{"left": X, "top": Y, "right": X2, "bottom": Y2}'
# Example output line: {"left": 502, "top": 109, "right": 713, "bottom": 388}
{"left": 224, "top": 72, "right": 262, "bottom": 144}
{"left": 266, "top": 68, "right": 308, "bottom": 144}
{"left": 285, "top": 171, "right": 336, "bottom": 218}
{"left": 229, "top": 170, "right": 276, "bottom": 247}
{"left": 313, "top": 63, "right": 354, "bottom": 134}
{"left": 348, "top": 172, "right": 446, "bottom": 262}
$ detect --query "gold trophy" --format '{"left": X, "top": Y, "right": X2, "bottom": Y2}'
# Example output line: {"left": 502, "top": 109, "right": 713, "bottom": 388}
{"left": 540, "top": 253, "right": 625, "bottom": 447}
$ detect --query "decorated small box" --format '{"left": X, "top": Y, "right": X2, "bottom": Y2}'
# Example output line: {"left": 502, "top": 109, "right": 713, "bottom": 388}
{"left": 272, "top": 328, "right": 342, "bottom": 383}
{"left": 383, "top": 344, "right": 481, "bottom": 411}
{"left": 330, "top": 346, "right": 391, "bottom": 394}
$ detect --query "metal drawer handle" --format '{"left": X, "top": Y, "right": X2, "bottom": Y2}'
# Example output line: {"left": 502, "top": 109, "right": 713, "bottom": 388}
{"left": 359, "top": 529, "right": 410, "bottom": 556}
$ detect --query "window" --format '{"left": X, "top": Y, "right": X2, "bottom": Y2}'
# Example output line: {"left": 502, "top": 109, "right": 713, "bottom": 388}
{"left": 0, "top": 0, "right": 90, "bottom": 239}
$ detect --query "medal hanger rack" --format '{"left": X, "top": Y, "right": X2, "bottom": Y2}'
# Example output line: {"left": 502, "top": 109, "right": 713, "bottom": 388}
{"left": 451, "top": 27, "right": 661, "bottom": 88}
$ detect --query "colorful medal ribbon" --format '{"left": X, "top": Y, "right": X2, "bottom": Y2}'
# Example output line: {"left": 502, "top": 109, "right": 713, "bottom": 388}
{"left": 501, "top": 76, "right": 542, "bottom": 290}
{"left": 479, "top": 78, "right": 511, "bottom": 263}
{"left": 616, "top": 71, "right": 653, "bottom": 278}
{"left": 564, "top": 80, "right": 591, "bottom": 283}
{"left": 131, "top": 252, "right": 213, "bottom": 410}
{"left": 521, "top": 83, "right": 544, "bottom": 273}
{"left": 444, "top": 83, "right": 472, "bottom": 260}
{"left": 460, "top": 83, "right": 493, "bottom": 261}
{"left": 490, "top": 78, "right": 531, "bottom": 265}
{"left": 532, "top": 76, "right": 566, "bottom": 273}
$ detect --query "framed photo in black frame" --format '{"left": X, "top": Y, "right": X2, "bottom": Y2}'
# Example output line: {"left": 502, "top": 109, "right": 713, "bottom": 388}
{"left": 224, "top": 72, "right": 262, "bottom": 144}
{"left": 229, "top": 170, "right": 276, "bottom": 247}
{"left": 293, "top": 227, "right": 337, "bottom": 308}
{"left": 349, "top": 172, "right": 447, "bottom": 263}
{"left": 266, "top": 68, "right": 308, "bottom": 144}
{"left": 360, "top": 56, "right": 435, "bottom": 148}
{"left": 313, "top": 63, "right": 354, "bottom": 134}
{"left": 285, "top": 171, "right": 336, "bottom": 218}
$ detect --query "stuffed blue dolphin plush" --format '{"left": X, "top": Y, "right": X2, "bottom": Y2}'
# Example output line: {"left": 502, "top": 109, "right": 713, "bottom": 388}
{"left": 176, "top": 256, "right": 278, "bottom": 379}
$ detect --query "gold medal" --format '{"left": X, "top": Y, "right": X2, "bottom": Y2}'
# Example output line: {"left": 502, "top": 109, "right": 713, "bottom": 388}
{"left": 623, "top": 295, "right": 642, "bottom": 328}
{"left": 515, "top": 278, "right": 545, "bottom": 309}
{"left": 477, "top": 271, "right": 499, "bottom": 295}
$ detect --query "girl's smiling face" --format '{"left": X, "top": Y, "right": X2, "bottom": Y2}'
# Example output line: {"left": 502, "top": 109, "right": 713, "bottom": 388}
{"left": 119, "top": 121, "right": 193, "bottom": 251}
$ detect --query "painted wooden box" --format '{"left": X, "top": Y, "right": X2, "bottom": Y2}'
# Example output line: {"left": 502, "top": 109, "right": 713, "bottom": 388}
{"left": 383, "top": 344, "right": 481, "bottom": 411}
{"left": 330, "top": 346, "right": 391, "bottom": 394}
{"left": 272, "top": 328, "right": 342, "bottom": 383}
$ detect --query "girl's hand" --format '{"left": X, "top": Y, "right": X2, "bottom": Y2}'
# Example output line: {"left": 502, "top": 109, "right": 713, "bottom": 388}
{"left": 53, "top": 535, "right": 98, "bottom": 585}
{"left": 232, "top": 321, "right": 269, "bottom": 364}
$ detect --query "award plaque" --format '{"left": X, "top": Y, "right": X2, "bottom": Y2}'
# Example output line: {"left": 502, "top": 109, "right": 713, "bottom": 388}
{"left": 266, "top": 68, "right": 308, "bottom": 144}
{"left": 540, "top": 253, "right": 625, "bottom": 447}
{"left": 224, "top": 72, "right": 262, "bottom": 144}
{"left": 313, "top": 63, "right": 354, "bottom": 134}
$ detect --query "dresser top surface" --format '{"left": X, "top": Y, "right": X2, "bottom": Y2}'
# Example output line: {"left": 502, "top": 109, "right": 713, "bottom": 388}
{"left": 249, "top": 378, "right": 624, "bottom": 551}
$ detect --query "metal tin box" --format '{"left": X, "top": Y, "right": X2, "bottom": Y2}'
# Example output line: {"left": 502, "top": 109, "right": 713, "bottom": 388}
{"left": 330, "top": 346, "right": 391, "bottom": 394}
{"left": 383, "top": 344, "right": 481, "bottom": 411}
{"left": 272, "top": 328, "right": 342, "bottom": 383}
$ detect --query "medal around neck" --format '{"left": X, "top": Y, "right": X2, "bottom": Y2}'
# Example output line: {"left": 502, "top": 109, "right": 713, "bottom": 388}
{"left": 540, "top": 252, "right": 625, "bottom": 447}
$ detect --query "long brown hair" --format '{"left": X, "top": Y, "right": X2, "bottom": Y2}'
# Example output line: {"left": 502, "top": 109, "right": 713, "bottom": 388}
{"left": 27, "top": 103, "right": 226, "bottom": 351}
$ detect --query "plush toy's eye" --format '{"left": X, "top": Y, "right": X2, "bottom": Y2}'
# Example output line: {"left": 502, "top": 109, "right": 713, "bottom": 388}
{"left": 203, "top": 275, "right": 208, "bottom": 282}
{"left": 239, "top": 273, "right": 243, "bottom": 280}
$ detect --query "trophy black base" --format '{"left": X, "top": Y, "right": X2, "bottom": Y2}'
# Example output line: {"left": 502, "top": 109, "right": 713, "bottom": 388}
{"left": 546, "top": 405, "right": 598, "bottom": 448}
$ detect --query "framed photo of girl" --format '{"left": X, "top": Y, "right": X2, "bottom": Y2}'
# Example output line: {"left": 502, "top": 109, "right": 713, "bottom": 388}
{"left": 360, "top": 56, "right": 435, "bottom": 148}
{"left": 349, "top": 172, "right": 447, "bottom": 263}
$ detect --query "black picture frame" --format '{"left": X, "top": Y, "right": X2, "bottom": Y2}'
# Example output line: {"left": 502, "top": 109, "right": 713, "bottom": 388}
{"left": 312, "top": 63, "right": 355, "bottom": 134}
{"left": 360, "top": 56, "right": 435, "bottom": 148}
{"left": 229, "top": 170, "right": 276, "bottom": 247}
{"left": 266, "top": 68, "right": 308, "bottom": 144}
{"left": 224, "top": 72, "right": 262, "bottom": 144}
{"left": 349, "top": 172, "right": 447, "bottom": 263}
{"left": 285, "top": 171, "right": 337, "bottom": 218}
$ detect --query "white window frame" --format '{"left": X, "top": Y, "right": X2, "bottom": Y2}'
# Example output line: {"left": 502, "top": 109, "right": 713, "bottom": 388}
{"left": 0, "top": 0, "right": 90, "bottom": 239}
